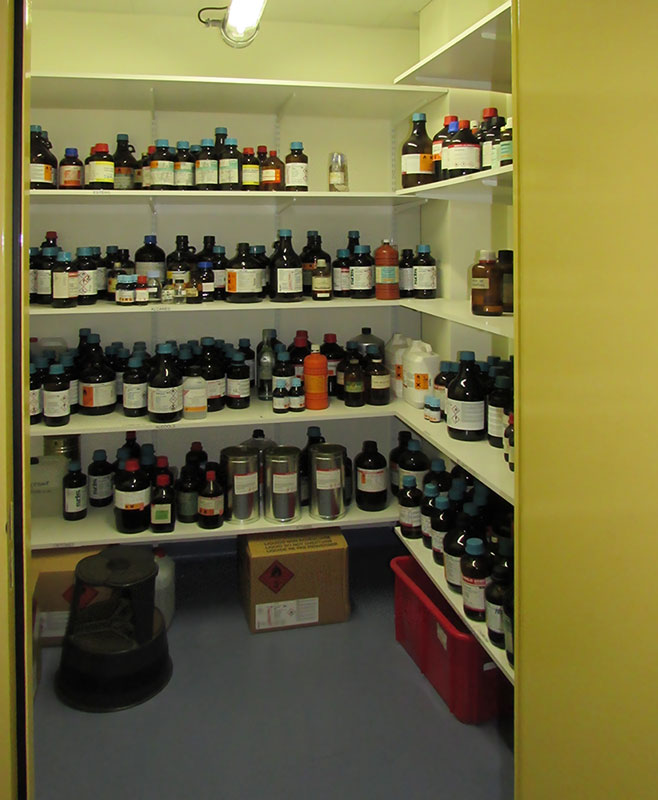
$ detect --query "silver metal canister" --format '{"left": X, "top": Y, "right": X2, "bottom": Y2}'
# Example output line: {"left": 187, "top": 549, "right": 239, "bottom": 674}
{"left": 264, "top": 446, "right": 301, "bottom": 523}
{"left": 309, "top": 444, "right": 345, "bottom": 521}
{"left": 43, "top": 433, "right": 80, "bottom": 461}
{"left": 220, "top": 446, "right": 259, "bottom": 522}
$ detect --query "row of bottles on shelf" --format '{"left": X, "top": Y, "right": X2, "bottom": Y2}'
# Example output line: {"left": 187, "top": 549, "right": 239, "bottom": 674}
{"left": 401, "top": 106, "right": 513, "bottom": 188}
{"left": 30, "top": 126, "right": 349, "bottom": 192}
{"left": 29, "top": 229, "right": 438, "bottom": 305}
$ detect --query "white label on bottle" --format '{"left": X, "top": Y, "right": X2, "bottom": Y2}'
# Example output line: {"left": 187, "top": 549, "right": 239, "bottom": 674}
{"left": 274, "top": 373, "right": 293, "bottom": 392}
{"left": 413, "top": 265, "right": 437, "bottom": 290}
{"left": 447, "top": 143, "right": 480, "bottom": 171}
{"left": 273, "top": 394, "right": 289, "bottom": 410}
{"left": 444, "top": 553, "right": 463, "bottom": 587}
{"left": 198, "top": 494, "right": 223, "bottom": 516}
{"left": 398, "top": 505, "right": 421, "bottom": 527}
{"left": 43, "top": 389, "right": 69, "bottom": 417}
{"left": 30, "top": 163, "right": 55, "bottom": 184}
{"left": 80, "top": 380, "right": 116, "bottom": 408}
{"left": 183, "top": 385, "right": 207, "bottom": 413}
{"left": 227, "top": 377, "right": 250, "bottom": 398}
{"left": 463, "top": 575, "right": 489, "bottom": 613}
{"left": 435, "top": 385, "right": 447, "bottom": 411}
{"left": 326, "top": 359, "right": 340, "bottom": 378}
{"left": 68, "top": 379, "right": 78, "bottom": 408}
{"left": 114, "top": 170, "right": 134, "bottom": 190}
{"left": 96, "top": 265, "right": 107, "bottom": 290}
{"left": 400, "top": 153, "right": 433, "bottom": 175}
{"left": 289, "top": 393, "right": 305, "bottom": 409}
{"left": 203, "top": 378, "right": 221, "bottom": 400}
{"left": 52, "top": 271, "right": 78, "bottom": 299}
{"left": 36, "top": 269, "right": 52, "bottom": 294}
{"left": 201, "top": 281, "right": 214, "bottom": 294}
{"left": 234, "top": 471, "right": 258, "bottom": 496}
{"left": 226, "top": 268, "right": 262, "bottom": 294}
{"left": 370, "top": 373, "right": 390, "bottom": 390}
{"left": 375, "top": 265, "right": 398, "bottom": 285}
{"left": 350, "top": 265, "right": 374, "bottom": 290}
{"left": 174, "top": 161, "right": 195, "bottom": 186}
{"left": 214, "top": 269, "right": 226, "bottom": 289}
{"left": 276, "top": 268, "right": 303, "bottom": 294}
{"left": 135, "top": 287, "right": 149, "bottom": 303}
{"left": 471, "top": 277, "right": 490, "bottom": 289}
{"left": 356, "top": 467, "right": 387, "bottom": 493}
{"left": 431, "top": 140, "right": 443, "bottom": 159}
{"left": 315, "top": 468, "right": 341, "bottom": 490}
{"left": 136, "top": 260, "right": 165, "bottom": 278}
{"left": 219, "top": 158, "right": 239, "bottom": 184}
{"left": 116, "top": 288, "right": 134, "bottom": 304}
{"left": 421, "top": 512, "right": 434, "bottom": 537}
{"left": 59, "top": 164, "right": 83, "bottom": 187}
{"left": 242, "top": 164, "right": 260, "bottom": 186}
{"left": 290, "top": 364, "right": 303, "bottom": 379}
{"left": 312, "top": 275, "right": 332, "bottom": 292}
{"left": 90, "top": 473, "right": 113, "bottom": 500}
{"left": 329, "top": 171, "right": 346, "bottom": 186}
{"left": 486, "top": 600, "right": 504, "bottom": 634}
{"left": 491, "top": 143, "right": 502, "bottom": 171}
{"left": 426, "top": 407, "right": 441, "bottom": 423}
{"left": 481, "top": 141, "right": 493, "bottom": 168}
{"left": 142, "top": 165, "right": 150, "bottom": 187}
{"left": 332, "top": 267, "right": 350, "bottom": 292}
{"left": 114, "top": 487, "right": 150, "bottom": 511}
{"left": 29, "top": 387, "right": 41, "bottom": 416}
{"left": 446, "top": 398, "right": 485, "bottom": 431}
{"left": 195, "top": 159, "right": 218, "bottom": 184}
{"left": 77, "top": 268, "right": 96, "bottom": 296}
{"left": 487, "top": 405, "right": 506, "bottom": 438}
{"left": 261, "top": 167, "right": 279, "bottom": 183}
{"left": 431, "top": 529, "right": 445, "bottom": 555}
{"left": 150, "top": 160, "right": 174, "bottom": 185}
{"left": 399, "top": 269, "right": 414, "bottom": 292}
{"left": 285, "top": 162, "right": 308, "bottom": 187}
{"left": 398, "top": 468, "right": 428, "bottom": 488}
{"left": 151, "top": 503, "right": 171, "bottom": 525}
{"left": 273, "top": 472, "right": 297, "bottom": 494}
{"left": 65, "top": 485, "right": 87, "bottom": 513}
{"left": 123, "top": 382, "right": 148, "bottom": 409}
{"left": 88, "top": 161, "right": 114, "bottom": 184}
{"left": 500, "top": 140, "right": 513, "bottom": 161}
{"left": 148, "top": 385, "right": 183, "bottom": 414}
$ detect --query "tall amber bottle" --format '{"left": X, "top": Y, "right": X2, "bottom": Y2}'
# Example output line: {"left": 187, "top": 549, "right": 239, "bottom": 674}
{"left": 401, "top": 113, "right": 434, "bottom": 188}
{"left": 471, "top": 250, "right": 503, "bottom": 316}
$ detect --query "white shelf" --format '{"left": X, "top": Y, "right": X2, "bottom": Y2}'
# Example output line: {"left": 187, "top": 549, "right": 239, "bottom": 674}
{"left": 31, "top": 503, "right": 397, "bottom": 551}
{"left": 394, "top": 2, "right": 512, "bottom": 93}
{"left": 30, "top": 73, "right": 446, "bottom": 120}
{"left": 396, "top": 165, "right": 513, "bottom": 204}
{"left": 399, "top": 298, "right": 514, "bottom": 339}
{"left": 29, "top": 297, "right": 400, "bottom": 317}
{"left": 394, "top": 527, "right": 514, "bottom": 684}
{"left": 394, "top": 403, "right": 514, "bottom": 504}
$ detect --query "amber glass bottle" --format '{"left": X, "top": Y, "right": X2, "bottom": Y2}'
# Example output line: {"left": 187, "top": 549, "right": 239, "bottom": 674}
{"left": 471, "top": 250, "right": 503, "bottom": 316}
{"left": 401, "top": 113, "right": 433, "bottom": 188}
{"left": 285, "top": 142, "right": 308, "bottom": 191}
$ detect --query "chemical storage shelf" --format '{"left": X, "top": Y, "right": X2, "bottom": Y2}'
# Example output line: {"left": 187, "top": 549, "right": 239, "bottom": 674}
{"left": 30, "top": 73, "right": 446, "bottom": 120}
{"left": 399, "top": 298, "right": 514, "bottom": 338}
{"left": 394, "top": 526, "right": 514, "bottom": 684}
{"left": 394, "top": 1, "right": 512, "bottom": 93}
{"left": 394, "top": 404, "right": 514, "bottom": 504}
{"left": 396, "top": 165, "right": 513, "bottom": 204}
{"left": 30, "top": 503, "right": 398, "bottom": 551}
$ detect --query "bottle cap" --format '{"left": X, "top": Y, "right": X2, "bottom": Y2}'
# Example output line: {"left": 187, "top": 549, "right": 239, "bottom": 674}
{"left": 449, "top": 480, "right": 465, "bottom": 499}
{"left": 48, "top": 364, "right": 64, "bottom": 375}
{"left": 41, "top": 247, "right": 58, "bottom": 256}
{"left": 460, "top": 350, "right": 475, "bottom": 362}
{"left": 483, "top": 107, "right": 498, "bottom": 118}
{"left": 29, "top": 247, "right": 40, "bottom": 256}
{"left": 428, "top": 397, "right": 441, "bottom": 408}
{"left": 277, "top": 351, "right": 290, "bottom": 362}
{"left": 307, "top": 230, "right": 319, "bottom": 237}
{"left": 56, "top": 251, "right": 72, "bottom": 262}
{"left": 269, "top": 150, "right": 277, "bottom": 156}
{"left": 310, "top": 344, "right": 320, "bottom": 353}
{"left": 64, "top": 147, "right": 78, "bottom": 157}
{"left": 278, "top": 229, "right": 292, "bottom": 237}
{"left": 407, "top": 440, "right": 420, "bottom": 452}
{"left": 444, "top": 115, "right": 458, "bottom": 125}
{"left": 34, "top": 357, "right": 48, "bottom": 368}
{"left": 87, "top": 333, "right": 100, "bottom": 344}
{"left": 494, "top": 375, "right": 512, "bottom": 389}
{"left": 417, "top": 244, "right": 431, "bottom": 254}
{"left": 290, "top": 141, "right": 303, "bottom": 149}
{"left": 190, "top": 145, "right": 200, "bottom": 153}
{"left": 68, "top": 460, "right": 81, "bottom": 471}
{"left": 176, "top": 141, "right": 190, "bottom": 149}
{"left": 29, "top": 363, "right": 36, "bottom": 374}
{"left": 155, "top": 139, "right": 169, "bottom": 147}
{"left": 293, "top": 336, "right": 307, "bottom": 347}
{"left": 156, "top": 473, "right": 170, "bottom": 487}
{"left": 354, "top": 245, "right": 371, "bottom": 254}
{"left": 492, "top": 564, "right": 511, "bottom": 582}
{"left": 198, "top": 138, "right": 214, "bottom": 147}
{"left": 215, "top": 127, "right": 227, "bottom": 135}
{"left": 307, "top": 426, "right": 321, "bottom": 437}
{"left": 435, "top": 497, "right": 450, "bottom": 510}
{"left": 448, "top": 121, "right": 459, "bottom": 132}
{"left": 243, "top": 146, "right": 254, "bottom": 154}
{"left": 465, "top": 538, "right": 485, "bottom": 555}
{"left": 200, "top": 337, "right": 215, "bottom": 346}
{"left": 128, "top": 357, "right": 143, "bottom": 368}
{"left": 253, "top": 245, "right": 265, "bottom": 253}
{"left": 213, "top": 245, "right": 226, "bottom": 254}
{"left": 141, "top": 443, "right": 154, "bottom": 455}
{"left": 117, "top": 348, "right": 130, "bottom": 358}
{"left": 291, "top": 377, "right": 302, "bottom": 387}
{"left": 508, "top": 413, "right": 514, "bottom": 423}
{"left": 30, "top": 125, "right": 42, "bottom": 132}
{"left": 125, "top": 459, "right": 140, "bottom": 472}
{"left": 275, "top": 379, "right": 286, "bottom": 389}
{"left": 412, "top": 113, "right": 426, "bottom": 122}
{"left": 323, "top": 333, "right": 337, "bottom": 343}
{"left": 225, "top": 138, "right": 238, "bottom": 146}
{"left": 497, "top": 249, "right": 514, "bottom": 264}
{"left": 366, "top": 345, "right": 379, "bottom": 354}
{"left": 471, "top": 120, "right": 480, "bottom": 130}
{"left": 348, "top": 230, "right": 360, "bottom": 237}
{"left": 430, "top": 458, "right": 446, "bottom": 472}
{"left": 402, "top": 475, "right": 416, "bottom": 487}
{"left": 498, "top": 537, "right": 514, "bottom": 557}
{"left": 346, "top": 340, "right": 359, "bottom": 351}
{"left": 116, "top": 133, "right": 129, "bottom": 142}
{"left": 424, "top": 483, "right": 438, "bottom": 497}
{"left": 458, "top": 120, "right": 470, "bottom": 129}
{"left": 157, "top": 343, "right": 174, "bottom": 354}
{"left": 76, "top": 247, "right": 93, "bottom": 256}
{"left": 478, "top": 249, "right": 496, "bottom": 262}
{"left": 437, "top": 361, "right": 451, "bottom": 374}
{"left": 232, "top": 352, "right": 245, "bottom": 362}
{"left": 239, "top": 338, "right": 251, "bottom": 347}
{"left": 362, "top": 440, "right": 377, "bottom": 452}
{"left": 257, "top": 145, "right": 267, "bottom": 153}
{"left": 92, "top": 449, "right": 107, "bottom": 462}
{"left": 156, "top": 456, "right": 169, "bottom": 468}
{"left": 94, "top": 143, "right": 109, "bottom": 152}
{"left": 463, "top": 502, "right": 478, "bottom": 516}
{"left": 337, "top": 249, "right": 350, "bottom": 258}
{"left": 195, "top": 260, "right": 212, "bottom": 270}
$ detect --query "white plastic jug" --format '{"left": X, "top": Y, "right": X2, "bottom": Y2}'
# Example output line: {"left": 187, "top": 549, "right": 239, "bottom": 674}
{"left": 385, "top": 333, "right": 411, "bottom": 398}
{"left": 403, "top": 340, "right": 441, "bottom": 408}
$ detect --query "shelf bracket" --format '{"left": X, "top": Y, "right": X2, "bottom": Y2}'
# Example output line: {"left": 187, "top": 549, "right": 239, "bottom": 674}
{"left": 149, "top": 87, "right": 157, "bottom": 141}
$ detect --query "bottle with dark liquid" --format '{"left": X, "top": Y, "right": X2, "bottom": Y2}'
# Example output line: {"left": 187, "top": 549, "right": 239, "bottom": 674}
{"left": 78, "top": 333, "right": 116, "bottom": 416}
{"left": 226, "top": 242, "right": 263, "bottom": 303}
{"left": 486, "top": 564, "right": 511, "bottom": 647}
{"left": 270, "top": 229, "right": 303, "bottom": 302}
{"left": 219, "top": 138, "right": 242, "bottom": 190}
{"left": 113, "top": 133, "right": 138, "bottom": 189}
{"left": 198, "top": 470, "right": 224, "bottom": 529}
{"left": 114, "top": 458, "right": 150, "bottom": 533}
{"left": 30, "top": 125, "right": 56, "bottom": 189}
{"left": 343, "top": 357, "right": 365, "bottom": 407}
{"left": 150, "top": 474, "right": 176, "bottom": 533}
{"left": 148, "top": 343, "right": 183, "bottom": 423}
{"left": 498, "top": 249, "right": 514, "bottom": 313}
{"left": 401, "top": 112, "right": 433, "bottom": 188}
{"left": 471, "top": 249, "right": 503, "bottom": 316}
{"left": 389, "top": 430, "right": 411, "bottom": 495}
{"left": 174, "top": 140, "right": 195, "bottom": 190}
{"left": 88, "top": 449, "right": 113, "bottom": 507}
{"left": 364, "top": 351, "right": 390, "bottom": 405}
{"left": 398, "top": 475, "right": 422, "bottom": 538}
{"left": 355, "top": 440, "right": 387, "bottom": 512}
{"left": 261, "top": 150, "right": 285, "bottom": 190}
{"left": 461, "top": 537, "right": 492, "bottom": 621}
{"left": 420, "top": 482, "right": 439, "bottom": 548}
{"left": 431, "top": 496, "right": 452, "bottom": 565}
{"left": 63, "top": 461, "right": 88, "bottom": 521}
{"left": 349, "top": 245, "right": 375, "bottom": 299}
{"left": 285, "top": 142, "right": 308, "bottom": 191}
{"left": 446, "top": 351, "right": 485, "bottom": 441}
{"left": 412, "top": 244, "right": 437, "bottom": 299}
{"left": 241, "top": 147, "right": 260, "bottom": 190}
{"left": 431, "top": 115, "right": 458, "bottom": 180}
{"left": 398, "top": 248, "right": 415, "bottom": 298}
{"left": 447, "top": 120, "right": 481, "bottom": 179}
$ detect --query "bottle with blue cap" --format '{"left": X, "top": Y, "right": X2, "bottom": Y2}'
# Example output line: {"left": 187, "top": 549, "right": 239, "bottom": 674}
{"left": 443, "top": 502, "right": 482, "bottom": 592}
{"left": 122, "top": 357, "right": 148, "bottom": 417}
{"left": 196, "top": 138, "right": 219, "bottom": 189}
{"left": 397, "top": 438, "right": 430, "bottom": 487}
{"left": 487, "top": 374, "right": 513, "bottom": 448}
{"left": 447, "top": 119, "right": 481, "bottom": 179}
{"left": 398, "top": 474, "right": 423, "bottom": 538}
{"left": 238, "top": 338, "right": 256, "bottom": 385}
{"left": 211, "top": 244, "right": 228, "bottom": 299}
{"left": 219, "top": 137, "right": 242, "bottom": 189}
{"left": 433, "top": 360, "right": 453, "bottom": 420}
{"left": 420, "top": 482, "right": 440, "bottom": 548}
{"left": 446, "top": 350, "right": 486, "bottom": 441}
{"left": 174, "top": 140, "right": 195, "bottom": 189}
{"left": 214, "top": 126, "right": 228, "bottom": 155}
{"left": 148, "top": 343, "right": 183, "bottom": 423}
{"left": 349, "top": 244, "right": 375, "bottom": 298}
{"left": 226, "top": 351, "right": 251, "bottom": 409}
{"left": 271, "top": 228, "right": 303, "bottom": 302}
{"left": 113, "top": 133, "right": 138, "bottom": 189}
{"left": 30, "top": 123, "right": 57, "bottom": 188}
{"left": 52, "top": 251, "right": 78, "bottom": 308}
{"left": 272, "top": 378, "right": 290, "bottom": 414}
{"left": 424, "top": 457, "right": 451, "bottom": 495}
{"left": 78, "top": 333, "right": 117, "bottom": 415}
{"left": 29, "top": 363, "right": 42, "bottom": 423}
{"left": 431, "top": 496, "right": 453, "bottom": 565}
{"left": 413, "top": 244, "right": 437, "bottom": 299}
{"left": 289, "top": 377, "right": 305, "bottom": 412}
{"left": 285, "top": 141, "right": 308, "bottom": 192}
{"left": 28, "top": 247, "right": 40, "bottom": 303}
{"left": 150, "top": 139, "right": 175, "bottom": 189}
{"left": 43, "top": 363, "right": 70, "bottom": 427}
{"left": 62, "top": 460, "right": 88, "bottom": 521}
{"left": 441, "top": 120, "right": 460, "bottom": 179}
{"left": 401, "top": 111, "right": 433, "bottom": 188}
{"left": 461, "top": 537, "right": 492, "bottom": 620}
{"left": 73, "top": 247, "right": 97, "bottom": 305}
{"left": 60, "top": 354, "right": 79, "bottom": 414}
{"left": 58, "top": 147, "right": 83, "bottom": 188}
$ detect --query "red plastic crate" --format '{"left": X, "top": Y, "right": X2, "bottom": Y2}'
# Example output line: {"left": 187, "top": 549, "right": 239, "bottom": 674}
{"left": 391, "top": 555, "right": 505, "bottom": 724}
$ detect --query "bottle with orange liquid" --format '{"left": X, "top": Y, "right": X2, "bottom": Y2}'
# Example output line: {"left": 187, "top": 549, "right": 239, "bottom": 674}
{"left": 374, "top": 240, "right": 400, "bottom": 300}
{"left": 303, "top": 345, "right": 328, "bottom": 410}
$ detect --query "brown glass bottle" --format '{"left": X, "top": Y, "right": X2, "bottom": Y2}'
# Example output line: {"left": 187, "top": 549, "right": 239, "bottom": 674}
{"left": 446, "top": 351, "right": 485, "bottom": 441}
{"left": 343, "top": 358, "right": 365, "bottom": 407}
{"left": 401, "top": 112, "right": 433, "bottom": 188}
{"left": 113, "top": 134, "right": 138, "bottom": 189}
{"left": 261, "top": 150, "right": 285, "bottom": 191}
{"left": 498, "top": 249, "right": 514, "bottom": 313}
{"left": 219, "top": 138, "right": 242, "bottom": 190}
{"left": 446, "top": 121, "right": 481, "bottom": 179}
{"left": 398, "top": 475, "right": 422, "bottom": 538}
{"left": 285, "top": 142, "right": 308, "bottom": 191}
{"left": 30, "top": 125, "right": 57, "bottom": 189}
{"left": 365, "top": 354, "right": 390, "bottom": 405}
{"left": 499, "top": 117, "right": 513, "bottom": 166}
{"left": 113, "top": 458, "right": 150, "bottom": 533}
{"left": 460, "top": 537, "right": 492, "bottom": 621}
{"left": 431, "top": 115, "right": 458, "bottom": 181}
{"left": 241, "top": 147, "right": 260, "bottom": 190}
{"left": 471, "top": 249, "right": 503, "bottom": 316}
{"left": 87, "top": 143, "right": 115, "bottom": 189}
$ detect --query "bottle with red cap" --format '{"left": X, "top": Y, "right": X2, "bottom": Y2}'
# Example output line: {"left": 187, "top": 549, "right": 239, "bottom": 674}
{"left": 256, "top": 145, "right": 268, "bottom": 169}
{"left": 478, "top": 107, "right": 498, "bottom": 150}
{"left": 198, "top": 469, "right": 224, "bottom": 529}
{"left": 114, "top": 458, "right": 151, "bottom": 533}
{"left": 154, "top": 455, "right": 174, "bottom": 486}
{"left": 40, "top": 230, "right": 58, "bottom": 250}
{"left": 290, "top": 335, "right": 311, "bottom": 379}
{"left": 446, "top": 121, "right": 481, "bottom": 179}
{"left": 141, "top": 145, "right": 156, "bottom": 189}
{"left": 320, "top": 333, "right": 344, "bottom": 396}
{"left": 87, "top": 143, "right": 115, "bottom": 190}
{"left": 432, "top": 115, "right": 458, "bottom": 180}
{"left": 260, "top": 149, "right": 285, "bottom": 190}
{"left": 151, "top": 473, "right": 176, "bottom": 533}
{"left": 241, "top": 147, "right": 260, "bottom": 190}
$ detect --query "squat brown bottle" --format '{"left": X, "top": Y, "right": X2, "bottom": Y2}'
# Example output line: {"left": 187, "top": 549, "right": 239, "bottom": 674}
{"left": 87, "top": 143, "right": 115, "bottom": 189}
{"left": 261, "top": 150, "right": 285, "bottom": 190}
{"left": 471, "top": 249, "right": 503, "bottom": 316}
{"left": 401, "top": 113, "right": 433, "bottom": 188}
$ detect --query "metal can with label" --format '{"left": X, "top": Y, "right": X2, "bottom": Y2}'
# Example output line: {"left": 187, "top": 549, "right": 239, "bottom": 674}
{"left": 309, "top": 444, "right": 345, "bottom": 521}
{"left": 220, "top": 446, "right": 259, "bottom": 522}
{"left": 264, "top": 446, "right": 301, "bottom": 523}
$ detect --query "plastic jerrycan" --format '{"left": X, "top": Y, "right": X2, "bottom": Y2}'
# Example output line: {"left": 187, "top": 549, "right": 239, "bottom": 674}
{"left": 385, "top": 333, "right": 411, "bottom": 398}
{"left": 402, "top": 340, "right": 441, "bottom": 408}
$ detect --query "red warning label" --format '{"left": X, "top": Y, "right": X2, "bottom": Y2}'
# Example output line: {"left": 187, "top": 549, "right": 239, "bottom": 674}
{"left": 259, "top": 560, "right": 294, "bottom": 594}
{"left": 62, "top": 584, "right": 99, "bottom": 609}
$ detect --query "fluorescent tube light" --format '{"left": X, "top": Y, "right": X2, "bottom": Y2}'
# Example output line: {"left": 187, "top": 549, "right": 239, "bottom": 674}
{"left": 221, "top": 0, "right": 268, "bottom": 48}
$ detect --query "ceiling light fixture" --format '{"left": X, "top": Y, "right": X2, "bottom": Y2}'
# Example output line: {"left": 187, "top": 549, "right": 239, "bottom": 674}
{"left": 197, "top": 0, "right": 268, "bottom": 49}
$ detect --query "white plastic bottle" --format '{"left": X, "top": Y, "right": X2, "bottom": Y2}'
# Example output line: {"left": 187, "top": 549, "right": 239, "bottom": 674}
{"left": 385, "top": 333, "right": 411, "bottom": 398}
{"left": 402, "top": 340, "right": 441, "bottom": 409}
{"left": 154, "top": 547, "right": 175, "bottom": 629}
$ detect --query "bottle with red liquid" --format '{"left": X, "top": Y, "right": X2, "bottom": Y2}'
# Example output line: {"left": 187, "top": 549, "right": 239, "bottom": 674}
{"left": 374, "top": 240, "right": 399, "bottom": 300}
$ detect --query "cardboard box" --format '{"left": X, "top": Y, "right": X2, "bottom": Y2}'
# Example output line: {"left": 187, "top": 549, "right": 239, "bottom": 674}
{"left": 240, "top": 529, "right": 350, "bottom": 633}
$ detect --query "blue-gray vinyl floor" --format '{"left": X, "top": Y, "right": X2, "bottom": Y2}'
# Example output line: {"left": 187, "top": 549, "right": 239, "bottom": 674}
{"left": 34, "top": 543, "right": 513, "bottom": 800}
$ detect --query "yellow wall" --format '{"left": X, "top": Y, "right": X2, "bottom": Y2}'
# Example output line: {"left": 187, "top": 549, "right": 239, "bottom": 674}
{"left": 515, "top": 0, "right": 658, "bottom": 797}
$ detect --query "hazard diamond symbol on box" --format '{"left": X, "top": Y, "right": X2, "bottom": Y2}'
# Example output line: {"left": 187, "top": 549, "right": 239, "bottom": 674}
{"left": 259, "top": 560, "right": 294, "bottom": 594}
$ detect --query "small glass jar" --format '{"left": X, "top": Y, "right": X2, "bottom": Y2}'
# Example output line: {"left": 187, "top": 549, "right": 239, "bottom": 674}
{"left": 146, "top": 271, "right": 162, "bottom": 303}
{"left": 328, "top": 152, "right": 348, "bottom": 192}
{"left": 115, "top": 273, "right": 135, "bottom": 305}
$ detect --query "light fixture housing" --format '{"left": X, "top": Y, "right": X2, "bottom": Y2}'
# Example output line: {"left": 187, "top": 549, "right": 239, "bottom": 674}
{"left": 221, "top": 0, "right": 268, "bottom": 48}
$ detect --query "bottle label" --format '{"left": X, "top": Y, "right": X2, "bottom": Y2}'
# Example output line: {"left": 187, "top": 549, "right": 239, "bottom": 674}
{"left": 183, "top": 385, "right": 207, "bottom": 414}
{"left": 413, "top": 265, "right": 437, "bottom": 290}
{"left": 316, "top": 467, "right": 341, "bottom": 490}
{"left": 234, "top": 471, "right": 258, "bottom": 496}
{"left": 332, "top": 266, "right": 350, "bottom": 292}
{"left": 123, "top": 382, "right": 148, "bottom": 409}
{"left": 242, "top": 164, "right": 260, "bottom": 186}
{"left": 390, "top": 463, "right": 398, "bottom": 488}
{"left": 142, "top": 165, "right": 151, "bottom": 187}
{"left": 205, "top": 377, "right": 225, "bottom": 400}
{"left": 65, "top": 485, "right": 87, "bottom": 514}
{"left": 375, "top": 265, "right": 398, "bottom": 285}
{"left": 177, "top": 490, "right": 198, "bottom": 518}
{"left": 273, "top": 472, "right": 297, "bottom": 494}
{"left": 274, "top": 374, "right": 293, "bottom": 392}
{"left": 43, "top": 389, "right": 69, "bottom": 417}
{"left": 196, "top": 159, "right": 218, "bottom": 185}
{"left": 487, "top": 405, "right": 506, "bottom": 438}
{"left": 52, "top": 271, "right": 78, "bottom": 299}
{"left": 356, "top": 467, "right": 386, "bottom": 493}
{"left": 96, "top": 265, "right": 107, "bottom": 290}
{"left": 285, "top": 162, "right": 308, "bottom": 187}
{"left": 29, "top": 387, "right": 41, "bottom": 416}
{"left": 491, "top": 143, "right": 501, "bottom": 170}
{"left": 444, "top": 553, "right": 462, "bottom": 587}
{"left": 78, "top": 268, "right": 97, "bottom": 296}
{"left": 329, "top": 171, "right": 346, "bottom": 185}
{"left": 36, "top": 269, "right": 52, "bottom": 294}
{"left": 116, "top": 287, "right": 135, "bottom": 304}
{"left": 446, "top": 398, "right": 485, "bottom": 430}
{"left": 276, "top": 268, "right": 303, "bottom": 294}
{"left": 471, "top": 277, "right": 490, "bottom": 289}
{"left": 198, "top": 494, "right": 223, "bottom": 516}
{"left": 114, "top": 167, "right": 134, "bottom": 189}
{"left": 431, "top": 140, "right": 443, "bottom": 161}
{"left": 421, "top": 512, "right": 434, "bottom": 536}
{"left": 226, "top": 268, "right": 262, "bottom": 294}
{"left": 151, "top": 503, "right": 172, "bottom": 525}
{"left": 435, "top": 385, "right": 447, "bottom": 411}
{"left": 370, "top": 373, "right": 390, "bottom": 390}
{"left": 345, "top": 380, "right": 364, "bottom": 393}
{"left": 90, "top": 473, "right": 113, "bottom": 500}
{"left": 219, "top": 158, "right": 239, "bottom": 184}
{"left": 412, "top": 372, "right": 429, "bottom": 391}
{"left": 503, "top": 274, "right": 513, "bottom": 306}
{"left": 30, "top": 163, "right": 54, "bottom": 184}
{"left": 174, "top": 161, "right": 195, "bottom": 186}
{"left": 504, "top": 611, "right": 513, "bottom": 655}
{"left": 114, "top": 487, "right": 150, "bottom": 511}
{"left": 398, "top": 505, "right": 421, "bottom": 527}
{"left": 293, "top": 364, "right": 304, "bottom": 379}
{"left": 200, "top": 281, "right": 214, "bottom": 294}
{"left": 399, "top": 269, "right": 414, "bottom": 291}
{"left": 481, "top": 141, "right": 493, "bottom": 168}
{"left": 88, "top": 161, "right": 114, "bottom": 184}
{"left": 431, "top": 529, "right": 445, "bottom": 555}
{"left": 289, "top": 393, "right": 305, "bottom": 409}
{"left": 400, "top": 153, "right": 433, "bottom": 175}
{"left": 326, "top": 358, "right": 340, "bottom": 377}
{"left": 463, "top": 575, "right": 490, "bottom": 613}
{"left": 59, "top": 164, "right": 82, "bottom": 187}
{"left": 426, "top": 407, "right": 441, "bottom": 422}
{"left": 150, "top": 160, "right": 174, "bottom": 185}
{"left": 148, "top": 385, "right": 183, "bottom": 414}
{"left": 273, "top": 394, "right": 290, "bottom": 410}
{"left": 336, "top": 371, "right": 344, "bottom": 387}
{"left": 136, "top": 260, "right": 165, "bottom": 278}
{"left": 135, "top": 167, "right": 143, "bottom": 184}
{"left": 227, "top": 377, "right": 250, "bottom": 398}
{"left": 350, "top": 265, "right": 374, "bottom": 290}
{"left": 486, "top": 600, "right": 504, "bottom": 634}
{"left": 500, "top": 140, "right": 513, "bottom": 161}
{"left": 68, "top": 379, "right": 78, "bottom": 408}
{"left": 135, "top": 286, "right": 149, "bottom": 303}
{"left": 260, "top": 166, "right": 281, "bottom": 185}
{"left": 80, "top": 380, "right": 116, "bottom": 408}
{"left": 447, "top": 143, "right": 480, "bottom": 170}
{"left": 312, "top": 275, "right": 332, "bottom": 292}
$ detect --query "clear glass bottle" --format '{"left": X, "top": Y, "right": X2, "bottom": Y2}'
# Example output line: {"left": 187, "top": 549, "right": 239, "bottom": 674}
{"left": 182, "top": 365, "right": 208, "bottom": 420}
{"left": 328, "top": 152, "right": 348, "bottom": 191}
{"left": 311, "top": 258, "right": 332, "bottom": 301}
